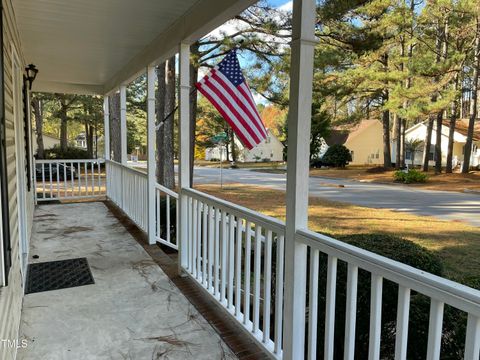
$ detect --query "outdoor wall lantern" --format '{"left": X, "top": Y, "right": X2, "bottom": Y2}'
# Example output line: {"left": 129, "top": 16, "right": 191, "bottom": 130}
{"left": 25, "top": 64, "right": 38, "bottom": 90}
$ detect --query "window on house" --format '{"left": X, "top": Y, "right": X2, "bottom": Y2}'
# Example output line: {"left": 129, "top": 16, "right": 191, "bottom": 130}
{"left": 406, "top": 151, "right": 412, "bottom": 160}
{"left": 350, "top": 150, "right": 354, "bottom": 161}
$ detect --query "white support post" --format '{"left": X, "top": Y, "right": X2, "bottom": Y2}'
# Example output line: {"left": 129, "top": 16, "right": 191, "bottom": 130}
{"left": 283, "top": 0, "right": 317, "bottom": 358}
{"left": 103, "top": 96, "right": 110, "bottom": 160}
{"left": 178, "top": 43, "right": 191, "bottom": 273}
{"left": 147, "top": 66, "right": 156, "bottom": 245}
{"left": 120, "top": 85, "right": 127, "bottom": 165}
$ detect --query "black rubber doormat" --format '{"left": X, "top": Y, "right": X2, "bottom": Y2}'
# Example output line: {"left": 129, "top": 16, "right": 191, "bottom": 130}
{"left": 25, "top": 257, "right": 94, "bottom": 294}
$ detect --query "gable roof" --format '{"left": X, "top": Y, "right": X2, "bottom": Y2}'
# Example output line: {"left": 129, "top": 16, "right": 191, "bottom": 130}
{"left": 324, "top": 119, "right": 381, "bottom": 146}
{"left": 442, "top": 119, "right": 480, "bottom": 142}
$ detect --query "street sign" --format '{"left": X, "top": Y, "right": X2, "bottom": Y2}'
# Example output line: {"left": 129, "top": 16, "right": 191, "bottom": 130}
{"left": 211, "top": 132, "right": 228, "bottom": 144}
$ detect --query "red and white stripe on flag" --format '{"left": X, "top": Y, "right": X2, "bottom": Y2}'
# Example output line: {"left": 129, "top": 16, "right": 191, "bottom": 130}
{"left": 195, "top": 50, "right": 267, "bottom": 150}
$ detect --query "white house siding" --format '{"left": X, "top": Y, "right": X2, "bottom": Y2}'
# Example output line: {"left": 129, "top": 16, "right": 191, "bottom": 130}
{"left": 0, "top": 1, "right": 35, "bottom": 359}
{"left": 205, "top": 131, "right": 284, "bottom": 162}
{"left": 393, "top": 122, "right": 480, "bottom": 168}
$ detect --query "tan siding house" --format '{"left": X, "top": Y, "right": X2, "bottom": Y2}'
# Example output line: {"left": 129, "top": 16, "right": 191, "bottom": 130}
{"left": 323, "top": 119, "right": 385, "bottom": 165}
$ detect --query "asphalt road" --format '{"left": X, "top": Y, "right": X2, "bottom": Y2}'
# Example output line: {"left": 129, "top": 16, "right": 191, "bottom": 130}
{"left": 192, "top": 166, "right": 480, "bottom": 227}
{"left": 129, "top": 162, "right": 480, "bottom": 227}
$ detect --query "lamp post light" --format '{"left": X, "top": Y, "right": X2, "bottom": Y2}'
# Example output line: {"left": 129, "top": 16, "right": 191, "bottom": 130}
{"left": 25, "top": 64, "right": 38, "bottom": 90}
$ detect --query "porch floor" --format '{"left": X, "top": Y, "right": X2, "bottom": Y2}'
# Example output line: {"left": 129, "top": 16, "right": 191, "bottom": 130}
{"left": 17, "top": 202, "right": 236, "bottom": 360}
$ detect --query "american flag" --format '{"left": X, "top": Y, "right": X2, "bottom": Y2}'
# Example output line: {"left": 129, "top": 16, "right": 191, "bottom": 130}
{"left": 196, "top": 49, "right": 267, "bottom": 149}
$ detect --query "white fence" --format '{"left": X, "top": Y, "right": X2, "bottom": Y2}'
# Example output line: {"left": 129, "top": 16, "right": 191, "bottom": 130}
{"left": 183, "top": 188, "right": 285, "bottom": 357}
{"left": 106, "top": 160, "right": 178, "bottom": 250}
{"left": 34, "top": 159, "right": 105, "bottom": 202}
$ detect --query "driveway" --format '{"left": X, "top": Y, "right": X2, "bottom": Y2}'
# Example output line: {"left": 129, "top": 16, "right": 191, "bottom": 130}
{"left": 129, "top": 162, "right": 480, "bottom": 227}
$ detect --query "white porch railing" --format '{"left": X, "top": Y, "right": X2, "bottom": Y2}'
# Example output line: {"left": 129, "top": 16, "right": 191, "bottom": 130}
{"left": 183, "top": 187, "right": 285, "bottom": 357}
{"left": 297, "top": 229, "right": 480, "bottom": 360}
{"left": 103, "top": 161, "right": 480, "bottom": 359}
{"left": 34, "top": 159, "right": 105, "bottom": 202}
{"left": 106, "top": 160, "right": 178, "bottom": 250}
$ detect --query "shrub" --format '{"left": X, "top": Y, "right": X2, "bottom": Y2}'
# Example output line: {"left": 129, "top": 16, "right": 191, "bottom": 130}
{"left": 322, "top": 144, "right": 352, "bottom": 167}
{"left": 44, "top": 145, "right": 89, "bottom": 160}
{"left": 310, "top": 158, "right": 327, "bottom": 168}
{"left": 313, "top": 233, "right": 450, "bottom": 359}
{"left": 394, "top": 169, "right": 428, "bottom": 184}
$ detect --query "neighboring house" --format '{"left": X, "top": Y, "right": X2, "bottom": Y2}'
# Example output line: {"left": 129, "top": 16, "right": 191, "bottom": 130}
{"left": 205, "top": 129, "right": 284, "bottom": 162}
{"left": 74, "top": 132, "right": 98, "bottom": 150}
{"left": 32, "top": 132, "right": 60, "bottom": 154}
{"left": 321, "top": 119, "right": 385, "bottom": 165}
{"left": 392, "top": 119, "right": 480, "bottom": 168}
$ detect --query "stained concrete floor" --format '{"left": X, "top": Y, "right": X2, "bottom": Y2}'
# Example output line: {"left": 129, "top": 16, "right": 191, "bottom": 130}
{"left": 18, "top": 202, "right": 236, "bottom": 360}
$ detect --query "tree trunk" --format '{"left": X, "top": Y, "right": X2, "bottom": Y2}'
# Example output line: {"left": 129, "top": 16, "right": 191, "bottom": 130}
{"left": 381, "top": 53, "right": 392, "bottom": 168}
{"left": 423, "top": 114, "right": 434, "bottom": 172}
{"left": 59, "top": 96, "right": 68, "bottom": 152}
{"left": 163, "top": 57, "right": 176, "bottom": 189}
{"left": 31, "top": 97, "right": 44, "bottom": 159}
{"left": 400, "top": 119, "right": 406, "bottom": 167}
{"left": 446, "top": 74, "right": 459, "bottom": 173}
{"left": 434, "top": 111, "right": 443, "bottom": 174}
{"left": 463, "top": 20, "right": 480, "bottom": 173}
{"left": 156, "top": 63, "right": 166, "bottom": 184}
{"left": 109, "top": 93, "right": 121, "bottom": 162}
{"left": 394, "top": 113, "right": 401, "bottom": 168}
{"left": 189, "top": 42, "right": 200, "bottom": 187}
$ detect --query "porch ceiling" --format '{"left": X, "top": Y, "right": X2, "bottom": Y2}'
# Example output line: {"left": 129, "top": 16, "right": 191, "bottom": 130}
{"left": 13, "top": 0, "right": 255, "bottom": 95}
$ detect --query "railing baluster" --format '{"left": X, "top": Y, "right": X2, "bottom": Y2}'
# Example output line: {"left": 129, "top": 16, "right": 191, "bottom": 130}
{"left": 235, "top": 217, "right": 243, "bottom": 318}
{"left": 368, "top": 274, "right": 383, "bottom": 360}
{"left": 274, "top": 234, "right": 284, "bottom": 355}
{"left": 156, "top": 189, "right": 160, "bottom": 238}
{"left": 166, "top": 195, "right": 171, "bottom": 243}
{"left": 228, "top": 214, "right": 235, "bottom": 311}
{"left": 202, "top": 203, "right": 208, "bottom": 287}
{"left": 426, "top": 299, "right": 444, "bottom": 360}
{"left": 77, "top": 162, "right": 81, "bottom": 196}
{"left": 394, "top": 286, "right": 411, "bottom": 360}
{"left": 91, "top": 162, "right": 94, "bottom": 195}
{"left": 244, "top": 221, "right": 252, "bottom": 325}
{"left": 214, "top": 207, "right": 220, "bottom": 298}
{"left": 464, "top": 314, "right": 480, "bottom": 360}
{"left": 220, "top": 210, "right": 227, "bottom": 304}
{"left": 56, "top": 163, "right": 60, "bottom": 198}
{"left": 49, "top": 163, "right": 53, "bottom": 198}
{"left": 97, "top": 161, "right": 101, "bottom": 194}
{"left": 344, "top": 264, "right": 359, "bottom": 360}
{"left": 189, "top": 196, "right": 194, "bottom": 272}
{"left": 41, "top": 163, "right": 45, "bottom": 199}
{"left": 197, "top": 200, "right": 202, "bottom": 280}
{"left": 70, "top": 162, "right": 75, "bottom": 197}
{"left": 63, "top": 162, "right": 67, "bottom": 198}
{"left": 263, "top": 229, "right": 273, "bottom": 343}
{"left": 208, "top": 205, "right": 215, "bottom": 292}
{"left": 324, "top": 256, "right": 338, "bottom": 360}
{"left": 253, "top": 225, "right": 262, "bottom": 333}
{"left": 308, "top": 248, "right": 320, "bottom": 360}
{"left": 84, "top": 162, "right": 88, "bottom": 196}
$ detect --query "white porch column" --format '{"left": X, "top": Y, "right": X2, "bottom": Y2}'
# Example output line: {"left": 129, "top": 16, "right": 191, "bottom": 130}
{"left": 283, "top": 0, "right": 317, "bottom": 358}
{"left": 103, "top": 96, "right": 110, "bottom": 160}
{"left": 147, "top": 66, "right": 156, "bottom": 245}
{"left": 178, "top": 43, "right": 191, "bottom": 272}
{"left": 120, "top": 85, "right": 127, "bottom": 165}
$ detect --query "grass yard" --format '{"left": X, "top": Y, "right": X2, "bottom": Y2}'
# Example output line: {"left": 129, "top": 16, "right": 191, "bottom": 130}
{"left": 195, "top": 183, "right": 480, "bottom": 288}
